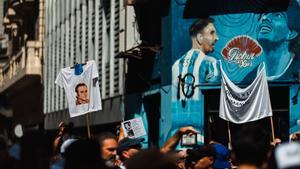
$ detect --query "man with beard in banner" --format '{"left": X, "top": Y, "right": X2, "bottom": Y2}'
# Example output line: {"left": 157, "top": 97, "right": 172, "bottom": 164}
{"left": 170, "top": 18, "right": 220, "bottom": 144}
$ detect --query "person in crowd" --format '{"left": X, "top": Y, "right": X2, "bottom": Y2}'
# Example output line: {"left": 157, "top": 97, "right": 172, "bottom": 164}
{"left": 161, "top": 126, "right": 199, "bottom": 154}
{"left": 231, "top": 125, "right": 271, "bottom": 169}
{"left": 0, "top": 135, "right": 16, "bottom": 169}
{"left": 159, "top": 126, "right": 198, "bottom": 169}
{"left": 165, "top": 150, "right": 188, "bottom": 169}
{"left": 19, "top": 130, "right": 53, "bottom": 169}
{"left": 98, "top": 132, "right": 118, "bottom": 168}
{"left": 53, "top": 122, "right": 74, "bottom": 155}
{"left": 290, "top": 132, "right": 300, "bottom": 142}
{"left": 271, "top": 138, "right": 282, "bottom": 147}
{"left": 53, "top": 122, "right": 66, "bottom": 155}
{"left": 210, "top": 143, "right": 231, "bottom": 169}
{"left": 64, "top": 139, "right": 106, "bottom": 169}
{"left": 50, "top": 138, "right": 77, "bottom": 169}
{"left": 126, "top": 149, "right": 177, "bottom": 169}
{"left": 274, "top": 142, "right": 300, "bottom": 169}
{"left": 185, "top": 144, "right": 216, "bottom": 169}
{"left": 116, "top": 137, "right": 145, "bottom": 169}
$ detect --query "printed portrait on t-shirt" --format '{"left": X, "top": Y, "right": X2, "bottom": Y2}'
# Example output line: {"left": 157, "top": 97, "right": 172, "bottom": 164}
{"left": 75, "top": 83, "right": 90, "bottom": 105}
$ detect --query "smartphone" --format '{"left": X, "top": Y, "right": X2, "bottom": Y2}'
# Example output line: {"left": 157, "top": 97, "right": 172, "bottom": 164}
{"left": 181, "top": 133, "right": 197, "bottom": 146}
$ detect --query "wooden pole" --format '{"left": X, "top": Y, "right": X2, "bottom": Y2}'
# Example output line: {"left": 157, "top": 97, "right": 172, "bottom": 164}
{"left": 86, "top": 113, "right": 91, "bottom": 138}
{"left": 227, "top": 121, "right": 232, "bottom": 150}
{"left": 270, "top": 116, "right": 275, "bottom": 142}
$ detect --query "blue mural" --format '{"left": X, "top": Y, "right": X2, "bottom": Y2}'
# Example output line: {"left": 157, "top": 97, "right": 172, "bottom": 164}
{"left": 167, "top": 0, "right": 300, "bottom": 144}
{"left": 170, "top": 18, "right": 220, "bottom": 144}
{"left": 210, "top": 1, "right": 300, "bottom": 82}
{"left": 290, "top": 85, "right": 300, "bottom": 135}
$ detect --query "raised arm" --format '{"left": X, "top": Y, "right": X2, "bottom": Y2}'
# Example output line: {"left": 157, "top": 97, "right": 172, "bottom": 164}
{"left": 160, "top": 126, "right": 199, "bottom": 153}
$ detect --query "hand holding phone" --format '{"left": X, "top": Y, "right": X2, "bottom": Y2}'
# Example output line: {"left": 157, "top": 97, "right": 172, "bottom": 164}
{"left": 181, "top": 133, "right": 197, "bottom": 146}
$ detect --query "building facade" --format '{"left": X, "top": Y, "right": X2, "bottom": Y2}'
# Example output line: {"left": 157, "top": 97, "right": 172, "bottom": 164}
{"left": 44, "top": 0, "right": 139, "bottom": 129}
{"left": 124, "top": 0, "right": 300, "bottom": 147}
{"left": 0, "top": 0, "right": 44, "bottom": 135}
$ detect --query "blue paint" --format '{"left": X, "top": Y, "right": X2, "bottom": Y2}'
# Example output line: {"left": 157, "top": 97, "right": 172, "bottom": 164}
{"left": 127, "top": 0, "right": 300, "bottom": 147}
{"left": 159, "top": 0, "right": 193, "bottom": 86}
{"left": 159, "top": 0, "right": 203, "bottom": 146}
{"left": 161, "top": 0, "right": 300, "bottom": 144}
{"left": 290, "top": 85, "right": 300, "bottom": 134}
{"left": 134, "top": 106, "right": 149, "bottom": 149}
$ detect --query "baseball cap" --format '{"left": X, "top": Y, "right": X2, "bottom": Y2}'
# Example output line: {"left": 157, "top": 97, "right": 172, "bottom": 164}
{"left": 60, "top": 138, "right": 77, "bottom": 154}
{"left": 117, "top": 137, "right": 145, "bottom": 155}
{"left": 275, "top": 142, "right": 300, "bottom": 169}
{"left": 186, "top": 144, "right": 216, "bottom": 163}
{"left": 212, "top": 143, "right": 231, "bottom": 169}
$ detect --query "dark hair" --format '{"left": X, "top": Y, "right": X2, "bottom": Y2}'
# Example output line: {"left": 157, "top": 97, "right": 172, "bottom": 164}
{"left": 232, "top": 125, "right": 271, "bottom": 167}
{"left": 64, "top": 139, "right": 105, "bottom": 169}
{"left": 75, "top": 83, "right": 87, "bottom": 93}
{"left": 185, "top": 144, "right": 216, "bottom": 168}
{"left": 97, "top": 132, "right": 117, "bottom": 148}
{"left": 0, "top": 135, "right": 8, "bottom": 152}
{"left": 189, "top": 17, "right": 214, "bottom": 37}
{"left": 20, "top": 131, "right": 53, "bottom": 169}
{"left": 126, "top": 149, "right": 177, "bottom": 169}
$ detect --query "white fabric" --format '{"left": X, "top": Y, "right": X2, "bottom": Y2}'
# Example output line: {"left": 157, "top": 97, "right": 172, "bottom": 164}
{"left": 60, "top": 139, "right": 77, "bottom": 153}
{"left": 171, "top": 49, "right": 205, "bottom": 100}
{"left": 55, "top": 60, "right": 102, "bottom": 117}
{"left": 171, "top": 49, "right": 219, "bottom": 101}
{"left": 275, "top": 142, "right": 300, "bottom": 169}
{"left": 219, "top": 63, "right": 272, "bottom": 124}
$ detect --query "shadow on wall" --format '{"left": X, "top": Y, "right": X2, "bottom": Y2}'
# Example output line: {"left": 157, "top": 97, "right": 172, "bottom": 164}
{"left": 184, "top": 0, "right": 290, "bottom": 18}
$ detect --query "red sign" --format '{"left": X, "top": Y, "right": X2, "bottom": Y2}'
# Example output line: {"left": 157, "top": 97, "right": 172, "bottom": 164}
{"left": 222, "top": 35, "right": 262, "bottom": 67}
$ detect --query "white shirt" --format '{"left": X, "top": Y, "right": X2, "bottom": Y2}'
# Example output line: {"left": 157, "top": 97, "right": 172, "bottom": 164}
{"left": 55, "top": 60, "right": 102, "bottom": 117}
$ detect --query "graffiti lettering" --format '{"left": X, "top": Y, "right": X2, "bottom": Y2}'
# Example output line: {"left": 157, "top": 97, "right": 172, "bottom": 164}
{"left": 227, "top": 48, "right": 255, "bottom": 67}
{"left": 222, "top": 35, "right": 262, "bottom": 68}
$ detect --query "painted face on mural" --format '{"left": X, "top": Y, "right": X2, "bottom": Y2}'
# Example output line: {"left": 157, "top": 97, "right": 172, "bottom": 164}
{"left": 257, "top": 12, "right": 292, "bottom": 43}
{"left": 198, "top": 23, "right": 219, "bottom": 54}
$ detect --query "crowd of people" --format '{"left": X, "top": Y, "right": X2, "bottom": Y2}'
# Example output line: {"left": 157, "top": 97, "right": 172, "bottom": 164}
{"left": 0, "top": 123, "right": 300, "bottom": 169}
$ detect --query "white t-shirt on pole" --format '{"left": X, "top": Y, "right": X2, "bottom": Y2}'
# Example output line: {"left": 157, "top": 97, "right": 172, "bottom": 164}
{"left": 55, "top": 60, "right": 102, "bottom": 117}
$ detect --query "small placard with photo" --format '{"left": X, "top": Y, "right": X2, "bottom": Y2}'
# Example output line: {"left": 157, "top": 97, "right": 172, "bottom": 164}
{"left": 121, "top": 117, "right": 146, "bottom": 138}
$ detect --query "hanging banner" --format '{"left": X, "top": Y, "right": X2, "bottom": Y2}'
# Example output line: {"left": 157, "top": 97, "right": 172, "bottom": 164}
{"left": 219, "top": 63, "right": 273, "bottom": 124}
